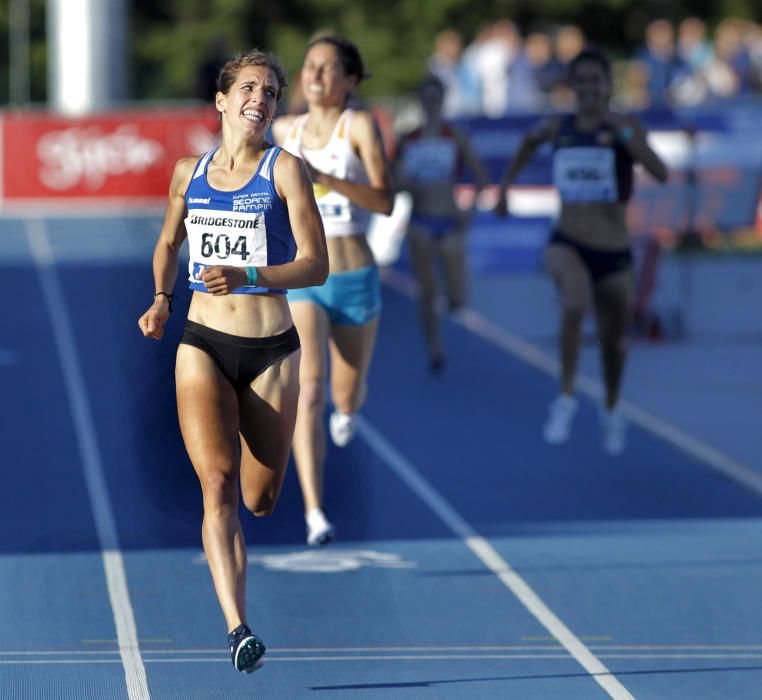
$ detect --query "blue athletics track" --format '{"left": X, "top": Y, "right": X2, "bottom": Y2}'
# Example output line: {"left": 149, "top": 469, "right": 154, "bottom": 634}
{"left": 2, "top": 209, "right": 762, "bottom": 700}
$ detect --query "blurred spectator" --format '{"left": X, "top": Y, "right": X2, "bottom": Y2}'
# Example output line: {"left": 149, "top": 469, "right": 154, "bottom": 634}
{"left": 671, "top": 17, "right": 714, "bottom": 105}
{"left": 555, "top": 25, "right": 586, "bottom": 66}
{"left": 634, "top": 19, "right": 690, "bottom": 106}
{"left": 714, "top": 19, "right": 754, "bottom": 96}
{"left": 462, "top": 20, "right": 521, "bottom": 117}
{"left": 678, "top": 17, "right": 713, "bottom": 70}
{"left": 423, "top": 18, "right": 762, "bottom": 118}
{"left": 748, "top": 23, "right": 762, "bottom": 92}
{"left": 547, "top": 25, "right": 586, "bottom": 110}
{"left": 702, "top": 18, "right": 750, "bottom": 98}
{"left": 526, "top": 32, "right": 559, "bottom": 94}
{"left": 505, "top": 32, "right": 551, "bottom": 112}
{"left": 427, "top": 29, "right": 481, "bottom": 117}
{"left": 622, "top": 60, "right": 651, "bottom": 109}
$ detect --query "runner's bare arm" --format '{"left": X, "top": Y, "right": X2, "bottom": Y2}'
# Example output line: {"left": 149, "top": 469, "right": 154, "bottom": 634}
{"left": 138, "top": 157, "right": 195, "bottom": 338}
{"left": 263, "top": 151, "right": 328, "bottom": 289}
{"left": 606, "top": 113, "right": 668, "bottom": 183}
{"left": 391, "top": 133, "right": 412, "bottom": 191}
{"left": 454, "top": 128, "right": 489, "bottom": 194}
{"left": 495, "top": 117, "right": 560, "bottom": 217}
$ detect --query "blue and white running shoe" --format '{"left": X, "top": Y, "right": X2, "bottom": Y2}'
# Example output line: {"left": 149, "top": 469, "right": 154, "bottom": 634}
{"left": 227, "top": 624, "right": 265, "bottom": 673}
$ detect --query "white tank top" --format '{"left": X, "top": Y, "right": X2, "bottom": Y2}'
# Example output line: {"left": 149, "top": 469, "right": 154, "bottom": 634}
{"left": 281, "top": 109, "right": 370, "bottom": 237}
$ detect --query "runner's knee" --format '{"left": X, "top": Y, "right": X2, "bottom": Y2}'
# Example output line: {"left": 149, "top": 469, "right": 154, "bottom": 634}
{"left": 416, "top": 279, "right": 437, "bottom": 305}
{"left": 333, "top": 380, "right": 365, "bottom": 414}
{"left": 298, "top": 376, "right": 326, "bottom": 413}
{"left": 249, "top": 498, "right": 276, "bottom": 518}
{"left": 242, "top": 484, "right": 279, "bottom": 517}
{"left": 561, "top": 305, "right": 586, "bottom": 326}
{"left": 600, "top": 328, "right": 629, "bottom": 353}
{"left": 200, "top": 469, "right": 238, "bottom": 513}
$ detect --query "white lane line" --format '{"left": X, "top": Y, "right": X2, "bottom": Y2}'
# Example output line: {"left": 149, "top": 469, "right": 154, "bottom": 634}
{"left": 4, "top": 652, "right": 762, "bottom": 666}
{"left": 6, "top": 644, "right": 762, "bottom": 657}
{"left": 26, "top": 219, "right": 150, "bottom": 700}
{"left": 0, "top": 655, "right": 573, "bottom": 666}
{"left": 357, "top": 417, "right": 635, "bottom": 700}
{"left": 382, "top": 267, "right": 762, "bottom": 499}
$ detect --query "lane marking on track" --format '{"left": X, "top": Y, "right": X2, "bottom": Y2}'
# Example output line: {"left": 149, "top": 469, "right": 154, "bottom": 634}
{"left": 193, "top": 548, "right": 416, "bottom": 572}
{"left": 26, "top": 219, "right": 150, "bottom": 700}
{"left": 82, "top": 639, "right": 172, "bottom": 645}
{"left": 6, "top": 644, "right": 762, "bottom": 656}
{"left": 5, "top": 652, "right": 762, "bottom": 666}
{"left": 357, "top": 416, "right": 635, "bottom": 700}
{"left": 382, "top": 267, "right": 762, "bottom": 499}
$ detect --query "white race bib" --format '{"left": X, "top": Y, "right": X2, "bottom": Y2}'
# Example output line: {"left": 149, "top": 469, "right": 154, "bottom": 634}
{"left": 185, "top": 209, "right": 268, "bottom": 283}
{"left": 553, "top": 147, "right": 617, "bottom": 203}
{"left": 314, "top": 190, "right": 352, "bottom": 223}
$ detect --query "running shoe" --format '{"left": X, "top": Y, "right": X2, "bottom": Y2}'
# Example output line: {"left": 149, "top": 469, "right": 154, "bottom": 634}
{"left": 543, "top": 394, "right": 578, "bottom": 444}
{"left": 306, "top": 507, "right": 336, "bottom": 547}
{"left": 227, "top": 624, "right": 265, "bottom": 673}
{"left": 329, "top": 411, "right": 357, "bottom": 447}
{"left": 601, "top": 404, "right": 627, "bottom": 455}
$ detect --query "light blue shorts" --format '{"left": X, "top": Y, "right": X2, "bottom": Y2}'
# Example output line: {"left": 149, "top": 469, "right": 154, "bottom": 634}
{"left": 288, "top": 265, "right": 382, "bottom": 326}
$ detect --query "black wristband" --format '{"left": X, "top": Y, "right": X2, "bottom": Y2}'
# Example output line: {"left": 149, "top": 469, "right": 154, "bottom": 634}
{"left": 154, "top": 291, "right": 176, "bottom": 313}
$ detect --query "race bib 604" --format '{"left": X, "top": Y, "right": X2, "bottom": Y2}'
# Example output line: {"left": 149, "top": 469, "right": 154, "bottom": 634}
{"left": 185, "top": 209, "right": 268, "bottom": 281}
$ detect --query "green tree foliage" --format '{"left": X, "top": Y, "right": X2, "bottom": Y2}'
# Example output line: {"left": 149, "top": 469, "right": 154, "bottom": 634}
{"left": 0, "top": 0, "right": 760, "bottom": 105}
{"left": 126, "top": 0, "right": 762, "bottom": 102}
{"left": 2, "top": 0, "right": 47, "bottom": 105}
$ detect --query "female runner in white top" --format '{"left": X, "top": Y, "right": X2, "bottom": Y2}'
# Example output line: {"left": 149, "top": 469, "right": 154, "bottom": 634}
{"left": 273, "top": 35, "right": 393, "bottom": 546}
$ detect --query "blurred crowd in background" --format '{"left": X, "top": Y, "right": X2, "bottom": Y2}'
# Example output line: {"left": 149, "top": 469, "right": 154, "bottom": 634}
{"left": 424, "top": 17, "right": 762, "bottom": 118}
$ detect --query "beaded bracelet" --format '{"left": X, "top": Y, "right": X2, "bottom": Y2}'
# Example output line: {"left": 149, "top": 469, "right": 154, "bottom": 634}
{"left": 153, "top": 291, "right": 176, "bottom": 313}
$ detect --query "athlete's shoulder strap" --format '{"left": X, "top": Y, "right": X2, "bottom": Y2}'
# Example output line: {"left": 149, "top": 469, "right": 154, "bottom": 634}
{"left": 192, "top": 148, "right": 217, "bottom": 179}
{"left": 258, "top": 146, "right": 281, "bottom": 182}
{"left": 550, "top": 114, "right": 575, "bottom": 147}
{"left": 286, "top": 113, "right": 309, "bottom": 144}
{"left": 336, "top": 109, "right": 355, "bottom": 140}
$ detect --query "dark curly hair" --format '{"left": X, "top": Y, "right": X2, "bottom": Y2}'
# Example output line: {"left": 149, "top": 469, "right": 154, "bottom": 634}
{"left": 216, "top": 49, "right": 288, "bottom": 99}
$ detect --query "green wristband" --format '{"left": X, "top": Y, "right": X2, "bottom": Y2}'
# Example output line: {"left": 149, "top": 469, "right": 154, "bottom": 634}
{"left": 246, "top": 266, "right": 258, "bottom": 286}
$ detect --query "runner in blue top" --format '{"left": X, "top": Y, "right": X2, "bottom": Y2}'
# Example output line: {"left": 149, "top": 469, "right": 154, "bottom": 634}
{"left": 137, "top": 49, "right": 327, "bottom": 673}
{"left": 495, "top": 47, "right": 667, "bottom": 455}
{"left": 394, "top": 74, "right": 487, "bottom": 374}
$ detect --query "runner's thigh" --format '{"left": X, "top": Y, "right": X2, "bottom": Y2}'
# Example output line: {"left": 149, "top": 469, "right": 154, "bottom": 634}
{"left": 238, "top": 350, "right": 301, "bottom": 513}
{"left": 175, "top": 344, "right": 241, "bottom": 481}
{"left": 544, "top": 244, "right": 592, "bottom": 313}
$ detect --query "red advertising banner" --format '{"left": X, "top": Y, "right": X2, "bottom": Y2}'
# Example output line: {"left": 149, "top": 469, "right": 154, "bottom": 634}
{"left": 1, "top": 108, "right": 220, "bottom": 204}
